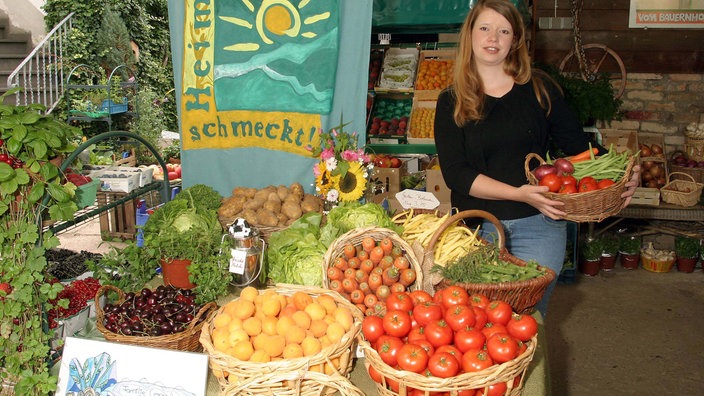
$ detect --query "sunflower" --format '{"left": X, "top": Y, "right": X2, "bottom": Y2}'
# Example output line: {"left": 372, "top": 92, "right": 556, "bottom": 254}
{"left": 315, "top": 162, "right": 335, "bottom": 196}
{"left": 336, "top": 161, "right": 367, "bottom": 202}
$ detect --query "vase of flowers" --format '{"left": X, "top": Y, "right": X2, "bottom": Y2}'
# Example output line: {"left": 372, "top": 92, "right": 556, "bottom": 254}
{"left": 310, "top": 124, "right": 372, "bottom": 210}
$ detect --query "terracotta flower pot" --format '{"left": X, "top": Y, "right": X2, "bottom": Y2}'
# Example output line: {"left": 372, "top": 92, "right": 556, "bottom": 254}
{"left": 600, "top": 254, "right": 617, "bottom": 271}
{"left": 160, "top": 258, "right": 195, "bottom": 289}
{"left": 676, "top": 257, "right": 698, "bottom": 273}
{"left": 620, "top": 253, "right": 639, "bottom": 270}
{"left": 579, "top": 259, "right": 600, "bottom": 276}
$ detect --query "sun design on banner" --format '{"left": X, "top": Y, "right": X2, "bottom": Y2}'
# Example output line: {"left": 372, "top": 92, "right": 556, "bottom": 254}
{"left": 214, "top": 0, "right": 339, "bottom": 114}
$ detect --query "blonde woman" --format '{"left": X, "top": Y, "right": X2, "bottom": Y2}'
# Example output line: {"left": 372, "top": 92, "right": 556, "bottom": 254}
{"left": 433, "top": 0, "right": 640, "bottom": 315}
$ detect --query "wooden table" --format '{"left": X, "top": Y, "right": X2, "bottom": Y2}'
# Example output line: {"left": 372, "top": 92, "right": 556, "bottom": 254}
{"left": 593, "top": 203, "right": 704, "bottom": 238}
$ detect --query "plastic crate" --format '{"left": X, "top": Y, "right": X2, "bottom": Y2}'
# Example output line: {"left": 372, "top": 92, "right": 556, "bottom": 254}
{"left": 135, "top": 186, "right": 181, "bottom": 247}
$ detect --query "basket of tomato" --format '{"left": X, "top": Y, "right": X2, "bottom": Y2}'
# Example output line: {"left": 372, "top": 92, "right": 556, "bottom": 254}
{"left": 360, "top": 287, "right": 538, "bottom": 395}
{"left": 525, "top": 148, "right": 636, "bottom": 223}
{"left": 322, "top": 227, "right": 423, "bottom": 316}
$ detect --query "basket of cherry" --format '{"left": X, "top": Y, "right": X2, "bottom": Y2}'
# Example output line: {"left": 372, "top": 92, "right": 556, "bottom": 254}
{"left": 95, "top": 284, "right": 217, "bottom": 352}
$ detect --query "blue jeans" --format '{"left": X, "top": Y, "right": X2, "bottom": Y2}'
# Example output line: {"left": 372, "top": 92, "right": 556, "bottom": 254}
{"left": 479, "top": 214, "right": 566, "bottom": 317}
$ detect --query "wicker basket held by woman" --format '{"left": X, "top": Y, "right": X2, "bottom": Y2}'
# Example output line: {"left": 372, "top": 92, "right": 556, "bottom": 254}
{"left": 422, "top": 210, "right": 556, "bottom": 314}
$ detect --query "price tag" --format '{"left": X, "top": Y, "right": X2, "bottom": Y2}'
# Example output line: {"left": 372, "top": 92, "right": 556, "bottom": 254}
{"left": 229, "top": 249, "right": 247, "bottom": 275}
{"left": 395, "top": 189, "right": 440, "bottom": 210}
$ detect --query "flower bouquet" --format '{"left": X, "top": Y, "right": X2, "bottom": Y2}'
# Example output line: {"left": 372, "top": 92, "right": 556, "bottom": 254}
{"left": 309, "top": 124, "right": 372, "bottom": 208}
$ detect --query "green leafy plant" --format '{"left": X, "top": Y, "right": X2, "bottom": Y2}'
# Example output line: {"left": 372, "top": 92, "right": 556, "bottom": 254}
{"left": 618, "top": 235, "right": 641, "bottom": 255}
{"left": 675, "top": 236, "right": 699, "bottom": 259}
{"left": 537, "top": 64, "right": 622, "bottom": 125}
{"left": 581, "top": 238, "right": 603, "bottom": 261}
{"left": 0, "top": 88, "right": 83, "bottom": 394}
{"left": 600, "top": 235, "right": 620, "bottom": 256}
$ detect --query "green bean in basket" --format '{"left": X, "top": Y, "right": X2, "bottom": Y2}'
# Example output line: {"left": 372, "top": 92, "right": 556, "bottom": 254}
{"left": 431, "top": 243, "right": 546, "bottom": 284}
{"left": 571, "top": 145, "right": 634, "bottom": 181}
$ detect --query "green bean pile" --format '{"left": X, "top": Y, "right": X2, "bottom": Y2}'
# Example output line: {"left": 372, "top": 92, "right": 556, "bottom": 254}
{"left": 571, "top": 145, "right": 634, "bottom": 181}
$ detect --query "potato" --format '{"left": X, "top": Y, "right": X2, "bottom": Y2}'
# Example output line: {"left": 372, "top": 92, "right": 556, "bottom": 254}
{"left": 276, "top": 185, "right": 290, "bottom": 201}
{"left": 256, "top": 208, "right": 279, "bottom": 227}
{"left": 244, "top": 198, "right": 265, "bottom": 211}
{"left": 263, "top": 199, "right": 281, "bottom": 214}
{"left": 289, "top": 182, "right": 304, "bottom": 200}
{"left": 281, "top": 201, "right": 303, "bottom": 220}
{"left": 283, "top": 193, "right": 300, "bottom": 204}
{"left": 301, "top": 194, "right": 321, "bottom": 213}
{"left": 276, "top": 212, "right": 289, "bottom": 227}
{"left": 267, "top": 192, "right": 281, "bottom": 202}
{"left": 243, "top": 188, "right": 257, "bottom": 198}
{"left": 241, "top": 209, "right": 258, "bottom": 225}
{"left": 218, "top": 195, "right": 246, "bottom": 218}
{"left": 253, "top": 187, "right": 274, "bottom": 202}
{"left": 232, "top": 187, "right": 249, "bottom": 197}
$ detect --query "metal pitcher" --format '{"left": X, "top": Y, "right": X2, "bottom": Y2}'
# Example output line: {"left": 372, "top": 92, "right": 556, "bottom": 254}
{"left": 221, "top": 219, "right": 266, "bottom": 288}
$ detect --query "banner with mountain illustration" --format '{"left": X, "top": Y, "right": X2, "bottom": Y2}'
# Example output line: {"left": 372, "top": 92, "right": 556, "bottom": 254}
{"left": 168, "top": 0, "right": 372, "bottom": 195}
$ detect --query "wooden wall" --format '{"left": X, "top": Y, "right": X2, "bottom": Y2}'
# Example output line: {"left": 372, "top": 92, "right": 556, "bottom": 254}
{"left": 532, "top": 0, "right": 704, "bottom": 73}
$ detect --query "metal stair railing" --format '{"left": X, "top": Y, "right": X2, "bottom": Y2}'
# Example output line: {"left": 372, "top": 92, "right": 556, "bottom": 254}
{"left": 6, "top": 12, "right": 74, "bottom": 113}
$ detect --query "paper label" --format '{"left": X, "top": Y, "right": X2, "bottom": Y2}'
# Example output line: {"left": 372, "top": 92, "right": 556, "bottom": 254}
{"left": 229, "top": 249, "right": 247, "bottom": 275}
{"left": 395, "top": 189, "right": 440, "bottom": 210}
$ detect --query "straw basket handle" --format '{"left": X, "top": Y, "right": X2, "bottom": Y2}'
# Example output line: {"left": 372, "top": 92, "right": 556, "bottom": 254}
{"left": 524, "top": 152, "right": 547, "bottom": 185}
{"left": 94, "top": 284, "right": 125, "bottom": 320}
{"left": 668, "top": 171, "right": 697, "bottom": 184}
{"left": 427, "top": 209, "right": 506, "bottom": 253}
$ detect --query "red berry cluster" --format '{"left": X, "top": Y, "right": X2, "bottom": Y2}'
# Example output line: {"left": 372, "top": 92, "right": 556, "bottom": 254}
{"left": 65, "top": 172, "right": 93, "bottom": 186}
{"left": 47, "top": 277, "right": 101, "bottom": 329}
{"left": 0, "top": 139, "right": 24, "bottom": 169}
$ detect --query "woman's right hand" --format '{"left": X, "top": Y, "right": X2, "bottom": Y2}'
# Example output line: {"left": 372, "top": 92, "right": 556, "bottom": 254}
{"left": 518, "top": 184, "right": 567, "bottom": 220}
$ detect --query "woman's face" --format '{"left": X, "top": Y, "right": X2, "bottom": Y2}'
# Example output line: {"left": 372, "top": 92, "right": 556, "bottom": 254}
{"left": 471, "top": 8, "right": 514, "bottom": 67}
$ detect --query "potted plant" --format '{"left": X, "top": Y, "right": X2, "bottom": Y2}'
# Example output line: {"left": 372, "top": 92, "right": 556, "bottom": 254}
{"left": 674, "top": 236, "right": 699, "bottom": 273}
{"left": 538, "top": 64, "right": 622, "bottom": 126}
{"left": 579, "top": 237, "right": 602, "bottom": 276}
{"left": 0, "top": 88, "right": 83, "bottom": 394}
{"left": 619, "top": 235, "right": 641, "bottom": 270}
{"left": 600, "top": 235, "right": 620, "bottom": 271}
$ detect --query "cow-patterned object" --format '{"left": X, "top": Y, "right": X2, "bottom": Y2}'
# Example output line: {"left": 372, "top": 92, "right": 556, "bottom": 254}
{"left": 228, "top": 218, "right": 253, "bottom": 238}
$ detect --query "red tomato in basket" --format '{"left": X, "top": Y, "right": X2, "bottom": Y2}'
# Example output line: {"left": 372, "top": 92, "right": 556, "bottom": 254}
{"left": 486, "top": 333, "right": 520, "bottom": 363}
{"left": 539, "top": 173, "right": 562, "bottom": 193}
{"left": 506, "top": 313, "right": 539, "bottom": 342}
{"left": 598, "top": 179, "right": 616, "bottom": 189}
{"left": 559, "top": 183, "right": 578, "bottom": 194}
{"left": 562, "top": 174, "right": 578, "bottom": 186}
{"left": 578, "top": 176, "right": 598, "bottom": 192}
{"left": 397, "top": 343, "right": 429, "bottom": 373}
{"left": 427, "top": 351, "right": 460, "bottom": 378}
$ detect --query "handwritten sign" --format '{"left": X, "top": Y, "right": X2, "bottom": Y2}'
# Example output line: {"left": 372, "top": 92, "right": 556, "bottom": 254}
{"left": 395, "top": 189, "right": 440, "bottom": 210}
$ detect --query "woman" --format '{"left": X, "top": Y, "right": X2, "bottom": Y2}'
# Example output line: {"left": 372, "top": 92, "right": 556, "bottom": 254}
{"left": 433, "top": 0, "right": 640, "bottom": 316}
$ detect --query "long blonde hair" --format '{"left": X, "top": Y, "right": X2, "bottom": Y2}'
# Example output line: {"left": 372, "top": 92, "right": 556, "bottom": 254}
{"left": 451, "top": 0, "right": 552, "bottom": 126}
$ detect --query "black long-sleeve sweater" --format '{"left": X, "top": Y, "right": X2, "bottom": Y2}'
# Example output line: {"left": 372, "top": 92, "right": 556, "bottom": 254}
{"left": 433, "top": 79, "right": 599, "bottom": 220}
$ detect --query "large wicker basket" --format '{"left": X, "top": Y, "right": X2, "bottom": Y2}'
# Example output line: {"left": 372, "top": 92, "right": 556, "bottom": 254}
{"left": 94, "top": 285, "right": 217, "bottom": 352}
{"left": 322, "top": 226, "right": 424, "bottom": 314}
{"left": 359, "top": 332, "right": 537, "bottom": 395}
{"left": 524, "top": 153, "right": 635, "bottom": 222}
{"left": 660, "top": 172, "right": 703, "bottom": 207}
{"left": 200, "top": 284, "right": 364, "bottom": 395}
{"left": 422, "top": 210, "right": 556, "bottom": 314}
{"left": 669, "top": 150, "right": 704, "bottom": 184}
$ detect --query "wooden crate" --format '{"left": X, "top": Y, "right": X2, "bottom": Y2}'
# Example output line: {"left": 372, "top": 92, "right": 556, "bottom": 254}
{"left": 407, "top": 97, "right": 437, "bottom": 144}
{"left": 631, "top": 187, "right": 661, "bottom": 206}
{"left": 414, "top": 49, "right": 456, "bottom": 100}
{"left": 96, "top": 192, "right": 137, "bottom": 241}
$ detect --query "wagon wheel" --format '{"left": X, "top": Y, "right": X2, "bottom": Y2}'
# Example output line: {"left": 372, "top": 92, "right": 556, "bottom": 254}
{"left": 559, "top": 43, "right": 627, "bottom": 99}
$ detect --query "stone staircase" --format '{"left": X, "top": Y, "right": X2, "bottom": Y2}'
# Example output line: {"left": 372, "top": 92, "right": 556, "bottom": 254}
{"left": 0, "top": 10, "right": 35, "bottom": 105}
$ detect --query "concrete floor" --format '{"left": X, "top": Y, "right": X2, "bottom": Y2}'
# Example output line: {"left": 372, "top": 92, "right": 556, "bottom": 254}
{"left": 57, "top": 219, "right": 704, "bottom": 396}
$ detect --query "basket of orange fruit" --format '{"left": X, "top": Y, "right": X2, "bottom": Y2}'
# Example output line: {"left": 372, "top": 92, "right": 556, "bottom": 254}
{"left": 199, "top": 284, "right": 365, "bottom": 395}
{"left": 321, "top": 227, "right": 424, "bottom": 317}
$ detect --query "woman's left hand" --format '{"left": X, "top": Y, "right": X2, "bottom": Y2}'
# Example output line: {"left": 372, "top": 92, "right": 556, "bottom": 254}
{"left": 620, "top": 164, "right": 641, "bottom": 208}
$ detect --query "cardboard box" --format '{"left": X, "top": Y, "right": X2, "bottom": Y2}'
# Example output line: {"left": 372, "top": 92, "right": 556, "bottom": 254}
{"left": 600, "top": 129, "right": 638, "bottom": 154}
{"left": 98, "top": 170, "right": 140, "bottom": 193}
{"left": 370, "top": 164, "right": 406, "bottom": 196}
{"left": 371, "top": 191, "right": 451, "bottom": 215}
{"left": 425, "top": 169, "right": 451, "bottom": 203}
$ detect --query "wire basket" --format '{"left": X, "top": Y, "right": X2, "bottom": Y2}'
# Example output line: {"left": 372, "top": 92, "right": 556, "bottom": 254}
{"left": 660, "top": 172, "right": 703, "bottom": 207}
{"left": 524, "top": 153, "right": 635, "bottom": 222}
{"left": 422, "top": 210, "right": 556, "bottom": 314}
{"left": 322, "top": 226, "right": 424, "bottom": 314}
{"left": 94, "top": 285, "right": 217, "bottom": 352}
{"left": 359, "top": 332, "right": 537, "bottom": 395}
{"left": 199, "top": 284, "right": 364, "bottom": 396}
